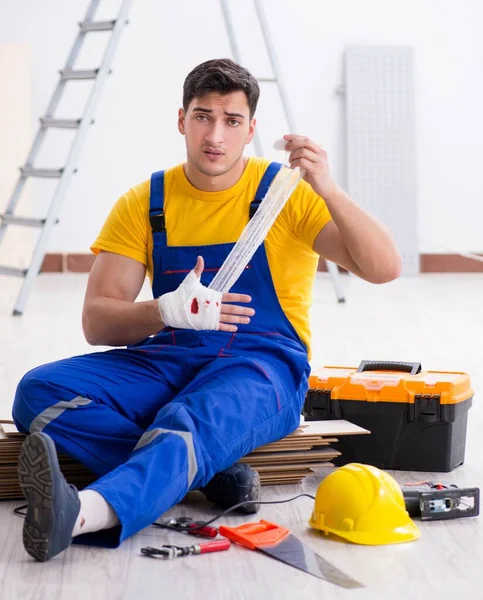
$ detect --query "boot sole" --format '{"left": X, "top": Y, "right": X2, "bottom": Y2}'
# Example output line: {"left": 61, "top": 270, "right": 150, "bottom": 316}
{"left": 18, "top": 433, "right": 58, "bottom": 562}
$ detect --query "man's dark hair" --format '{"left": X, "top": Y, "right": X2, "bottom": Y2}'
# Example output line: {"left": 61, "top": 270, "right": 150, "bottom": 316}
{"left": 183, "top": 58, "right": 260, "bottom": 118}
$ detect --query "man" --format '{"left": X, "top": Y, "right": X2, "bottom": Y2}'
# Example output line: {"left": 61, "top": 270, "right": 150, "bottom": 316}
{"left": 12, "top": 58, "right": 401, "bottom": 562}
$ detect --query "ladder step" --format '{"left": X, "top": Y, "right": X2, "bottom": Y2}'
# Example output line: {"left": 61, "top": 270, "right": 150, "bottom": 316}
{"left": 1, "top": 215, "right": 45, "bottom": 228}
{"left": 61, "top": 69, "right": 99, "bottom": 80}
{"left": 21, "top": 167, "right": 63, "bottom": 178}
{"left": 41, "top": 118, "right": 81, "bottom": 129}
{"left": 0, "top": 265, "right": 27, "bottom": 278}
{"left": 79, "top": 20, "right": 116, "bottom": 32}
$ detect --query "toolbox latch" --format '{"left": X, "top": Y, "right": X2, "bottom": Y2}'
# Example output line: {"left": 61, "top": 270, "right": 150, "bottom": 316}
{"left": 303, "top": 389, "right": 341, "bottom": 419}
{"left": 410, "top": 394, "right": 441, "bottom": 423}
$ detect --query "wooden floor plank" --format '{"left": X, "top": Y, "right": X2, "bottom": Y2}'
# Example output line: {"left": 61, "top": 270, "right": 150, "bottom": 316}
{"left": 1, "top": 273, "right": 482, "bottom": 599}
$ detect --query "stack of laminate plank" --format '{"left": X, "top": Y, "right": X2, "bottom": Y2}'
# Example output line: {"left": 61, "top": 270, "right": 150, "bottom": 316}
{"left": 0, "top": 419, "right": 370, "bottom": 498}
{"left": 240, "top": 420, "right": 370, "bottom": 486}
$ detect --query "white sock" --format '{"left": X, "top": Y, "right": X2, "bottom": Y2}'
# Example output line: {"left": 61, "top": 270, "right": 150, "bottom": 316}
{"left": 72, "top": 489, "right": 119, "bottom": 537}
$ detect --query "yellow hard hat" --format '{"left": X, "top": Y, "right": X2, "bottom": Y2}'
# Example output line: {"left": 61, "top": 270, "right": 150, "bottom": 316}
{"left": 309, "top": 463, "right": 421, "bottom": 545}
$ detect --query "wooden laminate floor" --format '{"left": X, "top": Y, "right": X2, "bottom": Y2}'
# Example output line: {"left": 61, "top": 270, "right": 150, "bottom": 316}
{"left": 0, "top": 272, "right": 482, "bottom": 600}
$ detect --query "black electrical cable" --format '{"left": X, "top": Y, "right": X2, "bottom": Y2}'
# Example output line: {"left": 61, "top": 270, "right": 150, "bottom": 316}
{"left": 152, "top": 493, "right": 316, "bottom": 531}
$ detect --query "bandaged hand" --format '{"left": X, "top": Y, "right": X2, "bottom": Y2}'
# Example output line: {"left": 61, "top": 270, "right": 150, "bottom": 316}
{"left": 157, "top": 256, "right": 255, "bottom": 332}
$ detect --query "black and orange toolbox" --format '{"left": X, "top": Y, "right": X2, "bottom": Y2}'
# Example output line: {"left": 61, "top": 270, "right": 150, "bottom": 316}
{"left": 303, "top": 360, "right": 474, "bottom": 472}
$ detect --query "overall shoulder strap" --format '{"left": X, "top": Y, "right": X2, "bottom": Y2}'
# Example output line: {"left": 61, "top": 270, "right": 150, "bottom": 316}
{"left": 149, "top": 170, "right": 166, "bottom": 242}
{"left": 249, "top": 162, "right": 283, "bottom": 219}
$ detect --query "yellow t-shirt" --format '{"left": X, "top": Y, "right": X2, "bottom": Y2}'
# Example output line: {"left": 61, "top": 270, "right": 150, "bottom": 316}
{"left": 91, "top": 157, "right": 332, "bottom": 356}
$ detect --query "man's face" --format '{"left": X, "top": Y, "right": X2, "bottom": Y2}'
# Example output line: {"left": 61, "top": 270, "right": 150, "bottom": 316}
{"left": 178, "top": 90, "right": 256, "bottom": 178}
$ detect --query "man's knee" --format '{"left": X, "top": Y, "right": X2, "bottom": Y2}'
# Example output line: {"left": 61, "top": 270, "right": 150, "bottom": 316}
{"left": 12, "top": 365, "right": 55, "bottom": 432}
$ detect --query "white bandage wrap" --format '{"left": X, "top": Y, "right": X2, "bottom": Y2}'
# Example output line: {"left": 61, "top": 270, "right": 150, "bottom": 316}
{"left": 157, "top": 270, "right": 223, "bottom": 331}
{"left": 273, "top": 138, "right": 288, "bottom": 151}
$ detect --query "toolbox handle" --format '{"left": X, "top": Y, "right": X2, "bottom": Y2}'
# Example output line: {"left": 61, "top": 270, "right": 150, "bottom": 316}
{"left": 357, "top": 361, "right": 422, "bottom": 375}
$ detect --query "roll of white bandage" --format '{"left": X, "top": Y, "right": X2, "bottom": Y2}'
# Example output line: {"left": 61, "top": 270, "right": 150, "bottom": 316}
{"left": 158, "top": 270, "right": 222, "bottom": 330}
{"left": 272, "top": 138, "right": 288, "bottom": 151}
{"left": 209, "top": 145, "right": 304, "bottom": 293}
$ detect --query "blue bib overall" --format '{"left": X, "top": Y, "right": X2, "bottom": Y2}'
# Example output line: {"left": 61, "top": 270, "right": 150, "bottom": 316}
{"left": 12, "top": 162, "right": 310, "bottom": 546}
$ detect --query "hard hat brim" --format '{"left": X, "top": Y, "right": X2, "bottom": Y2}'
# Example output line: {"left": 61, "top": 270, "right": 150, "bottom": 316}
{"left": 310, "top": 520, "right": 421, "bottom": 546}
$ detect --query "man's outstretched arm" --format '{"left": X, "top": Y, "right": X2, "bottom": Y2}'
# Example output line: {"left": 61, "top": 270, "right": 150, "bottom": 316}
{"left": 284, "top": 134, "right": 402, "bottom": 284}
{"left": 312, "top": 188, "right": 402, "bottom": 284}
{"left": 82, "top": 252, "right": 254, "bottom": 347}
{"left": 82, "top": 251, "right": 163, "bottom": 346}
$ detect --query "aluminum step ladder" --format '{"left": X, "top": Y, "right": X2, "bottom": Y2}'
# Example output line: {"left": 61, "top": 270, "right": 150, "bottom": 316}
{"left": 1, "top": 0, "right": 344, "bottom": 317}
{"left": 220, "top": 0, "right": 346, "bottom": 303}
{"left": 0, "top": 0, "right": 133, "bottom": 315}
